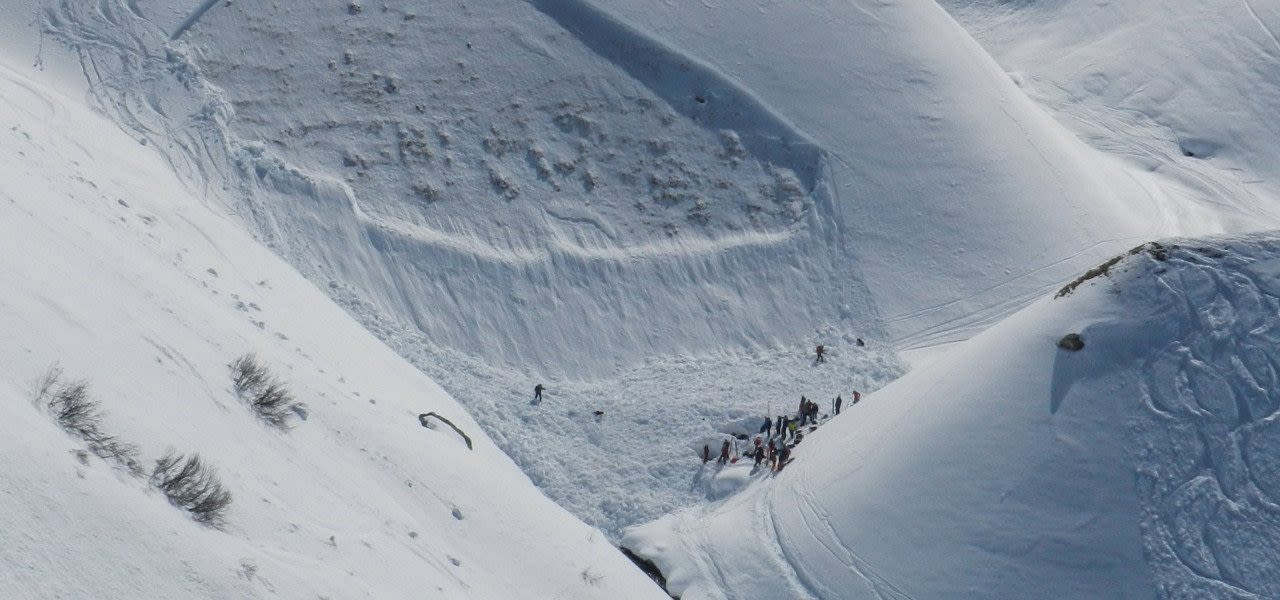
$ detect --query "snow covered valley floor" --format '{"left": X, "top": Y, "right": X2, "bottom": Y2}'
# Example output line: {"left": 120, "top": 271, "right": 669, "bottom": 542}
{"left": 5, "top": 0, "right": 1280, "bottom": 598}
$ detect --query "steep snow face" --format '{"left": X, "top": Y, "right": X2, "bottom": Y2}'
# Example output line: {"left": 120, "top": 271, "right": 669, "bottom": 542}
{"left": 40, "top": 0, "right": 1192, "bottom": 371}
{"left": 551, "top": 0, "right": 1212, "bottom": 349}
{"left": 42, "top": 0, "right": 851, "bottom": 376}
{"left": 939, "top": 0, "right": 1280, "bottom": 229}
{"left": 626, "top": 236, "right": 1280, "bottom": 599}
{"left": 0, "top": 57, "right": 664, "bottom": 599}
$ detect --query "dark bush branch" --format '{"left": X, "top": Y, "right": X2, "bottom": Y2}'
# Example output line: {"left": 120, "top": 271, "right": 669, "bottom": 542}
{"left": 151, "top": 450, "right": 233, "bottom": 527}
{"left": 230, "top": 354, "right": 304, "bottom": 430}
{"left": 34, "top": 365, "right": 141, "bottom": 475}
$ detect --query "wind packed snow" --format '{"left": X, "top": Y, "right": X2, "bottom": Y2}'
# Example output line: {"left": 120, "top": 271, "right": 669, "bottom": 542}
{"left": 4, "top": 0, "right": 1280, "bottom": 597}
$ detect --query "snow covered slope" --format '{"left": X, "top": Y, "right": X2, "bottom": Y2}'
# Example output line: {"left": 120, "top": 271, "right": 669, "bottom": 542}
{"left": 626, "top": 236, "right": 1280, "bottom": 599}
{"left": 26, "top": 0, "right": 1235, "bottom": 537}
{"left": 940, "top": 0, "right": 1280, "bottom": 230}
{"left": 0, "top": 54, "right": 663, "bottom": 599}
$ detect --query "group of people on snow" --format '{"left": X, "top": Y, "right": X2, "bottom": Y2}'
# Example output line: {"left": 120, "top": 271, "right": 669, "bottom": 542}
{"left": 702, "top": 390, "right": 863, "bottom": 474}
{"left": 529, "top": 349, "right": 867, "bottom": 477}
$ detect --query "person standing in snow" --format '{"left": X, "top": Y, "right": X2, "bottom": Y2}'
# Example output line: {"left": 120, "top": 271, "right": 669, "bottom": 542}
{"left": 533, "top": 383, "right": 545, "bottom": 403}
{"left": 760, "top": 416, "right": 773, "bottom": 435}
{"left": 718, "top": 440, "right": 731, "bottom": 465}
{"left": 776, "top": 445, "right": 792, "bottom": 472}
{"left": 775, "top": 415, "right": 784, "bottom": 436}
{"left": 853, "top": 390, "right": 861, "bottom": 404}
{"left": 702, "top": 444, "right": 711, "bottom": 464}
{"left": 787, "top": 419, "right": 798, "bottom": 440}
{"left": 816, "top": 344, "right": 826, "bottom": 363}
{"left": 835, "top": 395, "right": 843, "bottom": 415}
{"left": 753, "top": 438, "right": 765, "bottom": 467}
{"left": 797, "top": 396, "right": 808, "bottom": 425}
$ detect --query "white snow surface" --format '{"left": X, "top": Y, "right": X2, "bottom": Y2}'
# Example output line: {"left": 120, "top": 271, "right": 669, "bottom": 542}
{"left": 627, "top": 237, "right": 1280, "bottom": 599}
{"left": 27, "top": 0, "right": 1266, "bottom": 539}
{"left": 0, "top": 56, "right": 664, "bottom": 599}
{"left": 6, "top": 0, "right": 1280, "bottom": 597}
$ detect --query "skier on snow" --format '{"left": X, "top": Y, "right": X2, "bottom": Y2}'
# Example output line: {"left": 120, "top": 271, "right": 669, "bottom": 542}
{"left": 533, "top": 383, "right": 545, "bottom": 403}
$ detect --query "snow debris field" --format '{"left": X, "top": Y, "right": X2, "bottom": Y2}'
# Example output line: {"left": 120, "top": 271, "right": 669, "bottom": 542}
{"left": 2, "top": 0, "right": 1280, "bottom": 597}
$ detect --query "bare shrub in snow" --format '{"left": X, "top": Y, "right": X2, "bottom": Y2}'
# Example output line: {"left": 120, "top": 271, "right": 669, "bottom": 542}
{"left": 150, "top": 450, "right": 233, "bottom": 527}
{"left": 230, "top": 354, "right": 270, "bottom": 395}
{"left": 34, "top": 365, "right": 142, "bottom": 475}
{"left": 230, "top": 354, "right": 303, "bottom": 430}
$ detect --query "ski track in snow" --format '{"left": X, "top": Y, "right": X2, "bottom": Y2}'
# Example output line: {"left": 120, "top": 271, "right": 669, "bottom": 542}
{"left": 1128, "top": 242, "right": 1280, "bottom": 598}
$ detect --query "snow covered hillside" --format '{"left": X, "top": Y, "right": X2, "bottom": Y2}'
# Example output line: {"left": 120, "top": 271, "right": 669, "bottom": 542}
{"left": 25, "top": 0, "right": 1250, "bottom": 537}
{"left": 940, "top": 0, "right": 1280, "bottom": 229}
{"left": 627, "top": 236, "right": 1280, "bottom": 599}
{"left": 8, "top": 0, "right": 1280, "bottom": 597}
{"left": 0, "top": 53, "right": 663, "bottom": 599}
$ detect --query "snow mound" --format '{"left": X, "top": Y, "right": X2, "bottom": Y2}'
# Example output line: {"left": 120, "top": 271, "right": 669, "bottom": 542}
{"left": 625, "top": 236, "right": 1280, "bottom": 599}
{"left": 0, "top": 57, "right": 663, "bottom": 599}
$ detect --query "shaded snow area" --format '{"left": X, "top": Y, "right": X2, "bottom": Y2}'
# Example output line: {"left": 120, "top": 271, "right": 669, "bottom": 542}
{"left": 0, "top": 59, "right": 663, "bottom": 599}
{"left": 31, "top": 0, "right": 1232, "bottom": 538}
{"left": 626, "top": 237, "right": 1280, "bottom": 599}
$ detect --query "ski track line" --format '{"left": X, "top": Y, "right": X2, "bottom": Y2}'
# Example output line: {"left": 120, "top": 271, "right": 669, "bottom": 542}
{"left": 800, "top": 477, "right": 916, "bottom": 600}
{"left": 761, "top": 495, "right": 822, "bottom": 600}
{"left": 1242, "top": 0, "right": 1280, "bottom": 57}
{"left": 887, "top": 234, "right": 1150, "bottom": 349}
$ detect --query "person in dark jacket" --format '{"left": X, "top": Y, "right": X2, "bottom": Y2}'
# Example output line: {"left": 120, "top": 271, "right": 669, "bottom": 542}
{"left": 775, "top": 415, "right": 785, "bottom": 436}
{"left": 718, "top": 440, "right": 731, "bottom": 464}
{"left": 816, "top": 345, "right": 826, "bottom": 363}
{"left": 533, "top": 383, "right": 544, "bottom": 403}
{"left": 760, "top": 416, "right": 773, "bottom": 435}
{"left": 835, "top": 395, "right": 843, "bottom": 415}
